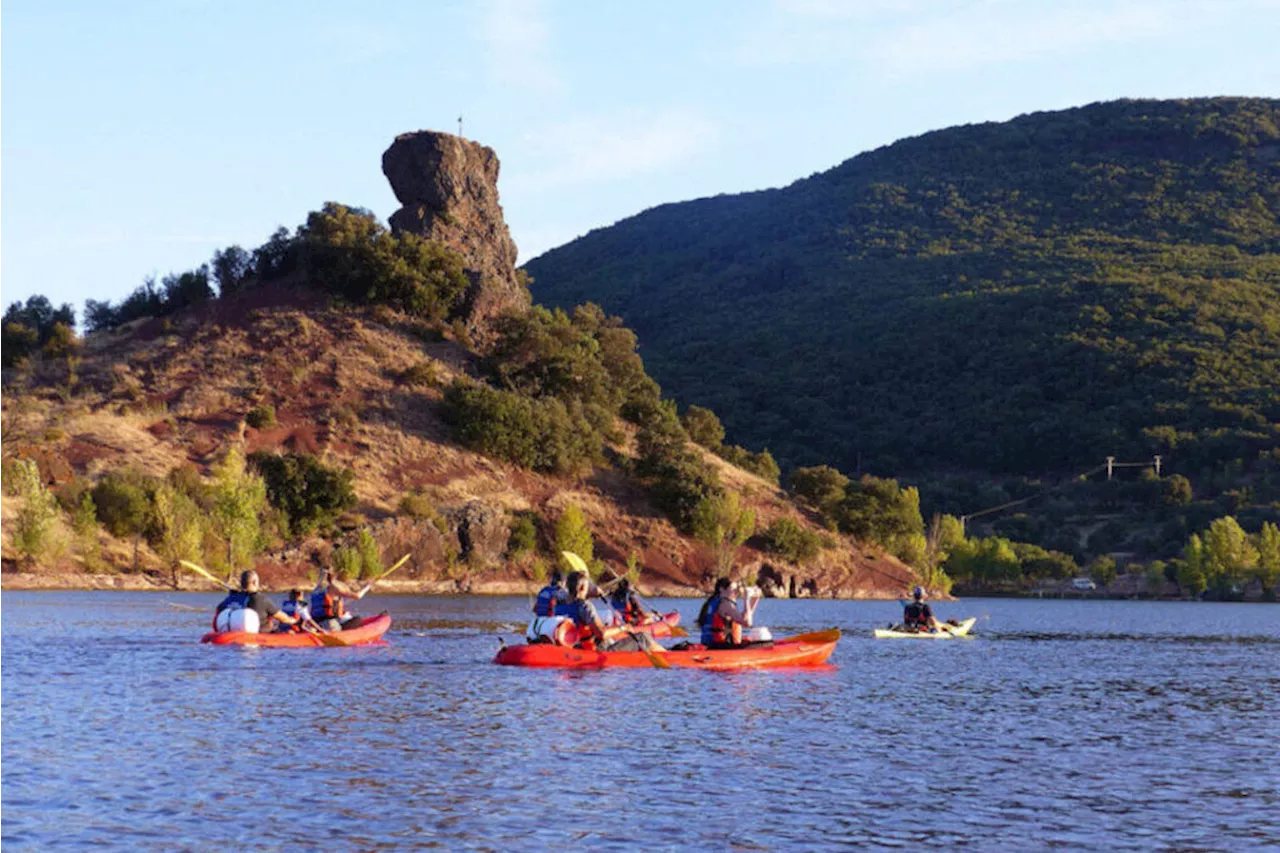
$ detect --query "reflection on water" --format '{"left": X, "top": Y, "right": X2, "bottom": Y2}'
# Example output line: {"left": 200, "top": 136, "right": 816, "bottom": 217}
{"left": 3, "top": 594, "right": 1278, "bottom": 850}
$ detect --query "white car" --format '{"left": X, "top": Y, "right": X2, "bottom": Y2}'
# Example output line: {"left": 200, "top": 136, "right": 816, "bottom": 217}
{"left": 1072, "top": 577, "right": 1097, "bottom": 591}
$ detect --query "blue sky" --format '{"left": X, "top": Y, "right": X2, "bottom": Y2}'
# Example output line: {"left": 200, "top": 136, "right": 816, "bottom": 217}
{"left": 3, "top": 0, "right": 1278, "bottom": 317}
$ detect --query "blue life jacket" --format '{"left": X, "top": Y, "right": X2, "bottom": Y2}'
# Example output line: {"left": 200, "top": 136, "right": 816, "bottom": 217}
{"left": 533, "top": 584, "right": 564, "bottom": 617}
{"left": 311, "top": 589, "right": 343, "bottom": 621}
{"left": 610, "top": 592, "right": 639, "bottom": 624}
{"left": 281, "top": 599, "right": 309, "bottom": 619}
{"left": 700, "top": 594, "right": 723, "bottom": 645}
{"left": 216, "top": 591, "right": 250, "bottom": 613}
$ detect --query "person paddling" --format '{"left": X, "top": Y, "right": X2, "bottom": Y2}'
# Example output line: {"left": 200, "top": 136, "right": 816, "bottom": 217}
{"left": 526, "top": 571, "right": 569, "bottom": 643}
{"left": 561, "top": 571, "right": 657, "bottom": 652}
{"left": 276, "top": 588, "right": 319, "bottom": 633}
{"left": 697, "top": 578, "right": 756, "bottom": 648}
{"left": 902, "top": 586, "right": 940, "bottom": 633}
{"left": 607, "top": 578, "right": 651, "bottom": 627}
{"left": 311, "top": 569, "right": 366, "bottom": 631}
{"left": 214, "top": 570, "right": 302, "bottom": 634}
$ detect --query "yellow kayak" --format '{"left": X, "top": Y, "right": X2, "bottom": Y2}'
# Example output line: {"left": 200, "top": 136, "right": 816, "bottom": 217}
{"left": 873, "top": 617, "right": 976, "bottom": 639}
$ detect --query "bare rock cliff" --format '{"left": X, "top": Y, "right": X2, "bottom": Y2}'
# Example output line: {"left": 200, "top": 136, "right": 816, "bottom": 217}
{"left": 382, "top": 131, "right": 530, "bottom": 337}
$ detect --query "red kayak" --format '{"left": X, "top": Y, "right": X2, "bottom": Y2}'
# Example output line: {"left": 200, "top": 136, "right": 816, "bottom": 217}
{"left": 494, "top": 629, "right": 840, "bottom": 670}
{"left": 623, "top": 611, "right": 683, "bottom": 638}
{"left": 201, "top": 614, "right": 392, "bottom": 647}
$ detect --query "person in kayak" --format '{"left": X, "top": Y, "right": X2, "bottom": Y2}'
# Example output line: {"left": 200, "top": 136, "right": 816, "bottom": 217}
{"left": 562, "top": 571, "right": 657, "bottom": 652}
{"left": 215, "top": 570, "right": 302, "bottom": 633}
{"left": 526, "top": 571, "right": 570, "bottom": 643}
{"left": 311, "top": 569, "right": 366, "bottom": 631}
{"left": 607, "top": 578, "right": 651, "bottom": 626}
{"left": 902, "top": 586, "right": 939, "bottom": 633}
{"left": 275, "top": 588, "right": 316, "bottom": 633}
{"left": 697, "top": 578, "right": 756, "bottom": 648}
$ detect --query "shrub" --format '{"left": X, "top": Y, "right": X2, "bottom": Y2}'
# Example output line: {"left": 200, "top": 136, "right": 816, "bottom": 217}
{"left": 92, "top": 472, "right": 156, "bottom": 539}
{"left": 332, "top": 545, "right": 362, "bottom": 580}
{"left": 717, "top": 445, "right": 781, "bottom": 485}
{"left": 248, "top": 451, "right": 356, "bottom": 535}
{"left": 442, "top": 380, "right": 601, "bottom": 474}
{"left": 508, "top": 512, "right": 539, "bottom": 557}
{"left": 830, "top": 475, "right": 924, "bottom": 547}
{"left": 245, "top": 405, "right": 277, "bottom": 429}
{"left": 682, "top": 405, "right": 725, "bottom": 449}
{"left": 398, "top": 360, "right": 439, "bottom": 387}
{"left": 789, "top": 465, "right": 850, "bottom": 513}
{"left": 760, "top": 517, "right": 824, "bottom": 564}
{"left": 355, "top": 529, "right": 384, "bottom": 579}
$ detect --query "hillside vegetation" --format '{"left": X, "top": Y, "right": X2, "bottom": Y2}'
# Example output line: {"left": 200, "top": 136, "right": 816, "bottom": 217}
{"left": 525, "top": 97, "right": 1280, "bottom": 583}
{"left": 1, "top": 205, "right": 919, "bottom": 598}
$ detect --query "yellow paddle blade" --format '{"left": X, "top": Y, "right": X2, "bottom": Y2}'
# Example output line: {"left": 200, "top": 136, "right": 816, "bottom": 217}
{"left": 313, "top": 631, "right": 351, "bottom": 647}
{"left": 788, "top": 628, "right": 842, "bottom": 645}
{"left": 561, "top": 551, "right": 590, "bottom": 574}
{"left": 178, "top": 559, "right": 233, "bottom": 590}
{"left": 668, "top": 624, "right": 690, "bottom": 638}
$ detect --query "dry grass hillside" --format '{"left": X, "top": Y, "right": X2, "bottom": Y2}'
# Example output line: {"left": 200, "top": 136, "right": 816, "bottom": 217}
{"left": 2, "top": 287, "right": 918, "bottom": 597}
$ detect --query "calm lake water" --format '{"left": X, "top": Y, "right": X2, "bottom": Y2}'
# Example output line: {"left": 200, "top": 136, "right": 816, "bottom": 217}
{"left": 2, "top": 593, "right": 1278, "bottom": 851}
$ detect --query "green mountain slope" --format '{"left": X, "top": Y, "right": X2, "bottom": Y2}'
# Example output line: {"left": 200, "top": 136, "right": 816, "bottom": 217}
{"left": 525, "top": 98, "right": 1280, "bottom": 482}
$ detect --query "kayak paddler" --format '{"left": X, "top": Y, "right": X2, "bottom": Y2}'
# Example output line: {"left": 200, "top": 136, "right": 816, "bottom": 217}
{"left": 607, "top": 578, "right": 652, "bottom": 627}
{"left": 902, "top": 586, "right": 940, "bottom": 633}
{"left": 697, "top": 578, "right": 757, "bottom": 648}
{"left": 526, "top": 571, "right": 570, "bottom": 643}
{"left": 311, "top": 568, "right": 366, "bottom": 631}
{"left": 562, "top": 571, "right": 658, "bottom": 652}
{"left": 215, "top": 570, "right": 302, "bottom": 634}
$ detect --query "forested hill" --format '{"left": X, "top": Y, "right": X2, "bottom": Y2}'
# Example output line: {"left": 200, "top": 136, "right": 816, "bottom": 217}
{"left": 524, "top": 98, "right": 1280, "bottom": 481}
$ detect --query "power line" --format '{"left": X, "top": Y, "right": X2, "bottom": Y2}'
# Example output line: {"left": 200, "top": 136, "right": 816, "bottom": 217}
{"left": 958, "top": 457, "right": 1162, "bottom": 532}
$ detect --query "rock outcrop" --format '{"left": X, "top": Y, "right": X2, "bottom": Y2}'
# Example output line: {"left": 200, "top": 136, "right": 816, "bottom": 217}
{"left": 382, "top": 131, "right": 530, "bottom": 338}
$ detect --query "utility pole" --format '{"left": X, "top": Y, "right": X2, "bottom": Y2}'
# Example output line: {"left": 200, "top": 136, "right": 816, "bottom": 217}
{"left": 1106, "top": 456, "right": 1115, "bottom": 481}
{"left": 457, "top": 115, "right": 463, "bottom": 138}
{"left": 1153, "top": 455, "right": 1162, "bottom": 477}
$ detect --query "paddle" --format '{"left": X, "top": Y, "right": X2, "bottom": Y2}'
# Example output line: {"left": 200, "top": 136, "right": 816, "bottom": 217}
{"left": 786, "top": 628, "right": 842, "bottom": 645}
{"left": 561, "top": 551, "right": 671, "bottom": 670}
{"left": 358, "top": 553, "right": 411, "bottom": 597}
{"left": 179, "top": 559, "right": 234, "bottom": 590}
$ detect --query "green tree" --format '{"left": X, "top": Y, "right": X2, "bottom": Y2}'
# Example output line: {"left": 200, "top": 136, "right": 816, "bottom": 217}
{"left": 11, "top": 459, "right": 61, "bottom": 564}
{"left": 508, "top": 512, "right": 539, "bottom": 558}
{"left": 831, "top": 475, "right": 923, "bottom": 547}
{"left": 248, "top": 451, "right": 355, "bottom": 535}
{"left": 1201, "top": 516, "right": 1258, "bottom": 593}
{"left": 1088, "top": 555, "right": 1117, "bottom": 587}
{"left": 211, "top": 448, "right": 268, "bottom": 570}
{"left": 759, "top": 517, "right": 823, "bottom": 564}
{"left": 788, "top": 465, "right": 849, "bottom": 513}
{"left": 555, "top": 504, "right": 593, "bottom": 571}
{"left": 1254, "top": 521, "right": 1280, "bottom": 595}
{"left": 691, "top": 491, "right": 756, "bottom": 576}
{"left": 1178, "top": 534, "right": 1208, "bottom": 596}
{"left": 682, "top": 405, "right": 725, "bottom": 449}
{"left": 153, "top": 481, "right": 206, "bottom": 565}
{"left": 355, "top": 529, "right": 384, "bottom": 580}
{"left": 92, "top": 471, "right": 155, "bottom": 563}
